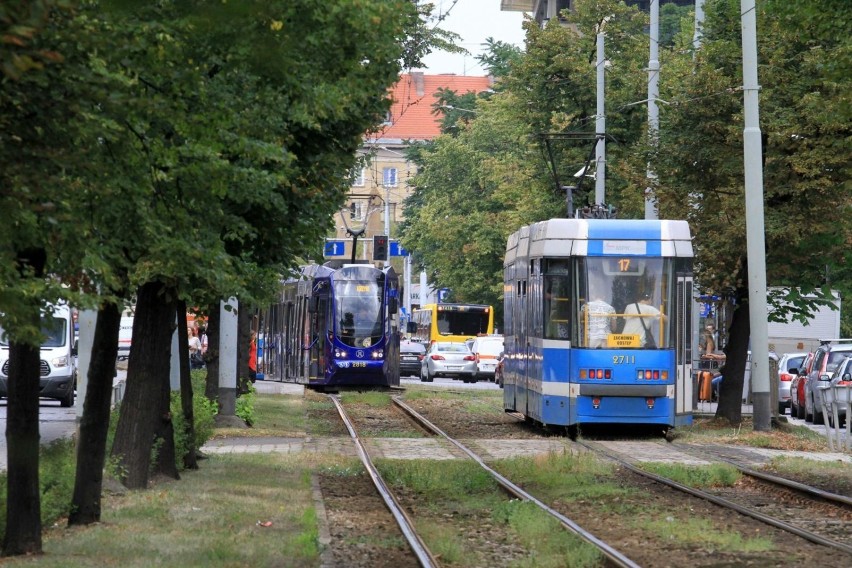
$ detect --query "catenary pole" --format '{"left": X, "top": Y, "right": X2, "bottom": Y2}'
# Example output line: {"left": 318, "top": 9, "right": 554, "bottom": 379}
{"left": 741, "top": 0, "right": 770, "bottom": 431}
{"left": 595, "top": 32, "right": 606, "bottom": 205}
{"left": 219, "top": 298, "right": 238, "bottom": 416}
{"left": 645, "top": 0, "right": 660, "bottom": 220}
{"left": 694, "top": 0, "right": 706, "bottom": 52}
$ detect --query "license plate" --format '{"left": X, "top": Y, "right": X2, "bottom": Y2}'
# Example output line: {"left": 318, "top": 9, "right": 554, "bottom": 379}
{"left": 403, "top": 356, "right": 417, "bottom": 361}
{"left": 447, "top": 366, "right": 461, "bottom": 371}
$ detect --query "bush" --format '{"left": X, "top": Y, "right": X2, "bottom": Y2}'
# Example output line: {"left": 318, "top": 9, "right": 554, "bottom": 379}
{"left": 235, "top": 384, "right": 257, "bottom": 426}
{"left": 0, "top": 438, "right": 76, "bottom": 541}
{"left": 171, "top": 370, "right": 219, "bottom": 469}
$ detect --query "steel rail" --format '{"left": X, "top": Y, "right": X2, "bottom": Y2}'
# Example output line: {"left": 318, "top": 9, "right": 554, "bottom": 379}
{"left": 329, "top": 395, "right": 439, "bottom": 568}
{"left": 578, "top": 440, "right": 852, "bottom": 556}
{"left": 391, "top": 396, "right": 640, "bottom": 568}
{"left": 686, "top": 449, "right": 852, "bottom": 509}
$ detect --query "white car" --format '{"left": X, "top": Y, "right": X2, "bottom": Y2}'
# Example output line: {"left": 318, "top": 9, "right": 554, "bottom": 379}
{"left": 420, "top": 342, "right": 477, "bottom": 383}
{"left": 470, "top": 335, "right": 504, "bottom": 382}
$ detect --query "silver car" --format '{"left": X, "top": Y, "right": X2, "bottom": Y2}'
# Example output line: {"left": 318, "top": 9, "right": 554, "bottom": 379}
{"left": 777, "top": 352, "right": 807, "bottom": 415}
{"left": 420, "top": 342, "right": 477, "bottom": 383}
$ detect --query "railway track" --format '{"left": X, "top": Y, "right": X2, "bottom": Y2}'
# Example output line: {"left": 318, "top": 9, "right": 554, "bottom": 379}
{"left": 389, "top": 396, "right": 640, "bottom": 568}
{"left": 577, "top": 440, "right": 852, "bottom": 557}
{"left": 328, "top": 394, "right": 439, "bottom": 568}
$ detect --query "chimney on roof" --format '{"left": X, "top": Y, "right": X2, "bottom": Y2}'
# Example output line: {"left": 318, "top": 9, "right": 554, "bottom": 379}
{"left": 411, "top": 71, "right": 425, "bottom": 97}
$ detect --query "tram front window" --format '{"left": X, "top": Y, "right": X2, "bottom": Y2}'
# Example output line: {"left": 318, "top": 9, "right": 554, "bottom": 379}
{"left": 577, "top": 257, "right": 673, "bottom": 349}
{"left": 335, "top": 279, "right": 383, "bottom": 348}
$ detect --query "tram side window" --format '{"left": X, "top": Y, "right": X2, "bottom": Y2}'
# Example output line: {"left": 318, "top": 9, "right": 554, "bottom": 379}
{"left": 545, "top": 274, "right": 571, "bottom": 340}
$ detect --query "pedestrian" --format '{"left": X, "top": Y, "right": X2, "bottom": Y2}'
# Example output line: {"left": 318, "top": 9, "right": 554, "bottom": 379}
{"left": 199, "top": 326, "right": 209, "bottom": 355}
{"left": 584, "top": 295, "right": 615, "bottom": 348}
{"left": 248, "top": 330, "right": 257, "bottom": 383}
{"left": 188, "top": 327, "right": 203, "bottom": 369}
{"left": 622, "top": 293, "right": 664, "bottom": 348}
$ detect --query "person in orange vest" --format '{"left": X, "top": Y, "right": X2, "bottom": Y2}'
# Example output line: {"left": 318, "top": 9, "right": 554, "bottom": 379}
{"left": 248, "top": 331, "right": 257, "bottom": 383}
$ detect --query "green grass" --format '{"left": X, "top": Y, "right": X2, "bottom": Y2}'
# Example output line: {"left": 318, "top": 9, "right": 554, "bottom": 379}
{"left": 638, "top": 515, "right": 773, "bottom": 552}
{"left": 1, "top": 453, "right": 325, "bottom": 567}
{"left": 376, "top": 458, "right": 603, "bottom": 567}
{"left": 637, "top": 462, "right": 742, "bottom": 488}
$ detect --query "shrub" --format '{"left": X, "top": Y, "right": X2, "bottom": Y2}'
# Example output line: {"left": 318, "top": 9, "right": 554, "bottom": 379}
{"left": 235, "top": 384, "right": 257, "bottom": 426}
{"left": 170, "top": 371, "right": 219, "bottom": 470}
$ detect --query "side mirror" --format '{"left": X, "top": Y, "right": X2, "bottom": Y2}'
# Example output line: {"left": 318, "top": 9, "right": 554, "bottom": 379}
{"left": 406, "top": 322, "right": 417, "bottom": 334}
{"left": 819, "top": 373, "right": 831, "bottom": 381}
{"left": 308, "top": 296, "right": 318, "bottom": 314}
{"left": 843, "top": 373, "right": 851, "bottom": 382}
{"left": 787, "top": 365, "right": 798, "bottom": 374}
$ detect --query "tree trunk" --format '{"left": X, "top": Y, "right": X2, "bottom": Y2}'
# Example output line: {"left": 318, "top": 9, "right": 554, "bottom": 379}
{"left": 715, "top": 261, "right": 749, "bottom": 425}
{"left": 176, "top": 301, "right": 198, "bottom": 470}
{"left": 68, "top": 301, "right": 121, "bottom": 526}
{"left": 204, "top": 301, "right": 219, "bottom": 403}
{"left": 151, "top": 287, "right": 179, "bottom": 481}
{"left": 110, "top": 281, "right": 175, "bottom": 489}
{"left": 3, "top": 249, "right": 46, "bottom": 556}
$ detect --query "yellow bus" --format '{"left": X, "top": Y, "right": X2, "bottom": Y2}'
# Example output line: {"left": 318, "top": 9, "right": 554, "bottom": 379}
{"left": 410, "top": 303, "right": 494, "bottom": 344}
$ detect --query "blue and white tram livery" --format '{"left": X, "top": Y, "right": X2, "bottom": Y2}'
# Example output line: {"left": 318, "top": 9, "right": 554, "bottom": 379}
{"left": 259, "top": 261, "right": 401, "bottom": 390}
{"left": 502, "top": 219, "right": 694, "bottom": 432}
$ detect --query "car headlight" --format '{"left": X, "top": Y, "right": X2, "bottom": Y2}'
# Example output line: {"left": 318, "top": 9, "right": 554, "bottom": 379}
{"left": 52, "top": 355, "right": 69, "bottom": 368}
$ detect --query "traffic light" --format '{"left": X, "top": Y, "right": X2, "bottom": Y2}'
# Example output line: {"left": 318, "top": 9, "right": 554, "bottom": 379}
{"left": 373, "top": 235, "right": 388, "bottom": 261}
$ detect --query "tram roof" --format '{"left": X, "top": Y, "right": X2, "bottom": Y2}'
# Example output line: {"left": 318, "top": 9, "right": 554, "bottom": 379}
{"left": 505, "top": 219, "right": 693, "bottom": 265}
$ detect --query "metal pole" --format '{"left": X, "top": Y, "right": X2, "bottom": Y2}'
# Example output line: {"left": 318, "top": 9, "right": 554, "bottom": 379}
{"left": 694, "top": 0, "right": 706, "bottom": 52}
{"left": 646, "top": 0, "right": 659, "bottom": 220}
{"left": 595, "top": 33, "right": 606, "bottom": 206}
{"left": 741, "top": 0, "right": 770, "bottom": 431}
{"left": 384, "top": 185, "right": 391, "bottom": 267}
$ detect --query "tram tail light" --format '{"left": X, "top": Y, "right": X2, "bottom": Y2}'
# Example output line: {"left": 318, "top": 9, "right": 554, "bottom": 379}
{"left": 580, "top": 369, "right": 588, "bottom": 379}
{"left": 646, "top": 398, "right": 655, "bottom": 409}
{"left": 592, "top": 397, "right": 601, "bottom": 409}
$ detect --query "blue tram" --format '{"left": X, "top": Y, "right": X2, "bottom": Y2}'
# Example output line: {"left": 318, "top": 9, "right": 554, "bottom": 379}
{"left": 502, "top": 219, "right": 694, "bottom": 431}
{"left": 258, "top": 261, "right": 400, "bottom": 389}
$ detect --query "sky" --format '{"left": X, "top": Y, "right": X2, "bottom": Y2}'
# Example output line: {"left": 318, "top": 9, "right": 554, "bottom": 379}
{"left": 418, "top": 0, "right": 527, "bottom": 76}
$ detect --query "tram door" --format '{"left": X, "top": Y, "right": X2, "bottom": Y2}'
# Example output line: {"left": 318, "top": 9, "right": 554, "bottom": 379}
{"left": 675, "top": 272, "right": 694, "bottom": 422}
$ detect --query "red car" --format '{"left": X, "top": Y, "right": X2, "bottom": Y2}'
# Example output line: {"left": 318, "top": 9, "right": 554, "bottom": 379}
{"left": 789, "top": 352, "right": 814, "bottom": 420}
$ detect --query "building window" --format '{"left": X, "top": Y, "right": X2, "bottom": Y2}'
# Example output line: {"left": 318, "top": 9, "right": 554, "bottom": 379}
{"left": 383, "top": 167, "right": 398, "bottom": 187}
{"left": 351, "top": 167, "right": 364, "bottom": 187}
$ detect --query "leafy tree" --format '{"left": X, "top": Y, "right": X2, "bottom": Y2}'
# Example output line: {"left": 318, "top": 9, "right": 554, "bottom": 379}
{"left": 653, "top": 0, "right": 851, "bottom": 423}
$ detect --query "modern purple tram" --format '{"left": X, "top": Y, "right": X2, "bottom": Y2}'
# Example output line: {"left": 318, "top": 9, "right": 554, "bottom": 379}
{"left": 258, "top": 261, "right": 400, "bottom": 389}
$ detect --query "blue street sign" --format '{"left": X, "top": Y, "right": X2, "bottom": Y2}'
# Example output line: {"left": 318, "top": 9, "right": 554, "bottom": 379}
{"left": 324, "top": 240, "right": 346, "bottom": 257}
{"left": 438, "top": 288, "right": 450, "bottom": 302}
{"left": 390, "top": 241, "right": 409, "bottom": 257}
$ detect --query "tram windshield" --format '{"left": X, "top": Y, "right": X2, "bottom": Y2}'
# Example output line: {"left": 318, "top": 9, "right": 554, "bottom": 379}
{"left": 334, "top": 273, "right": 384, "bottom": 348}
{"left": 577, "top": 257, "right": 673, "bottom": 349}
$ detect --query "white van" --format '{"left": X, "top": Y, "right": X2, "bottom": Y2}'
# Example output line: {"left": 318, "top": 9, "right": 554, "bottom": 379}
{"left": 0, "top": 304, "right": 77, "bottom": 407}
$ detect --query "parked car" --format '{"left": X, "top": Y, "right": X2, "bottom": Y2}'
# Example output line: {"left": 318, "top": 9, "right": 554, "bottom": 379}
{"left": 470, "top": 335, "right": 504, "bottom": 382}
{"left": 804, "top": 340, "right": 852, "bottom": 424}
{"left": 790, "top": 352, "right": 814, "bottom": 420}
{"left": 777, "top": 352, "right": 808, "bottom": 415}
{"left": 399, "top": 340, "right": 426, "bottom": 377}
{"left": 823, "top": 356, "right": 852, "bottom": 427}
{"left": 420, "top": 342, "right": 477, "bottom": 383}
{"left": 494, "top": 352, "right": 505, "bottom": 388}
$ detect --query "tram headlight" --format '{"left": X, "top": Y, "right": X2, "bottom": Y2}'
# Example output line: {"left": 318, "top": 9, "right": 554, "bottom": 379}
{"left": 334, "top": 349, "right": 348, "bottom": 359}
{"left": 372, "top": 350, "right": 383, "bottom": 359}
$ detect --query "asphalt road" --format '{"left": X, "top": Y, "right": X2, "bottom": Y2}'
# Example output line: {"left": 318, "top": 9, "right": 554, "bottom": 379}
{"left": 0, "top": 399, "right": 78, "bottom": 471}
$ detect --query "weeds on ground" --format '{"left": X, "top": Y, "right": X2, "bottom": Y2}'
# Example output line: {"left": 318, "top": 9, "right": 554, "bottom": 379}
{"left": 638, "top": 462, "right": 742, "bottom": 488}
{"left": 672, "top": 417, "right": 828, "bottom": 451}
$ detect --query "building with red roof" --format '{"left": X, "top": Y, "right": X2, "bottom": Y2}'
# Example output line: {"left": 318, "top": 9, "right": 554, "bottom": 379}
{"left": 332, "top": 72, "right": 493, "bottom": 261}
